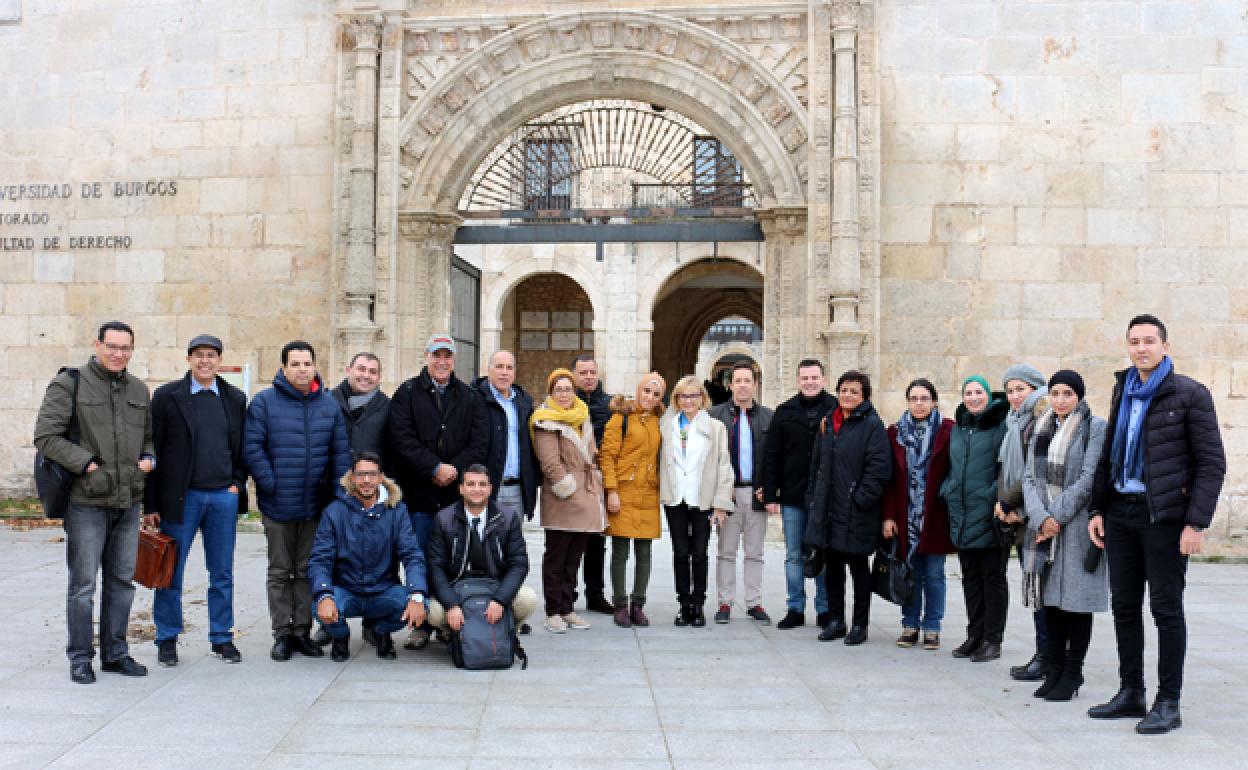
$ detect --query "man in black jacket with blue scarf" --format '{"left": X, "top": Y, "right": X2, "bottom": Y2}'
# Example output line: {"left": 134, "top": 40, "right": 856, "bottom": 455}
{"left": 1087, "top": 314, "right": 1226, "bottom": 735}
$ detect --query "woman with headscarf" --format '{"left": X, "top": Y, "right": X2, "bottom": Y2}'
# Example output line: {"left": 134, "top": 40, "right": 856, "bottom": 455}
{"left": 995, "top": 364, "right": 1052, "bottom": 681}
{"left": 882, "top": 378, "right": 955, "bottom": 650}
{"left": 1021, "top": 370, "right": 1108, "bottom": 701}
{"left": 531, "top": 368, "right": 606, "bottom": 634}
{"left": 942, "top": 374, "right": 1010, "bottom": 662}
{"left": 598, "top": 372, "right": 666, "bottom": 628}
{"left": 659, "top": 376, "right": 734, "bottom": 627}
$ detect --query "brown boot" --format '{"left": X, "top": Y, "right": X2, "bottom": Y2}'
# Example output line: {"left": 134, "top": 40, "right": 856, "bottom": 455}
{"left": 629, "top": 601, "right": 650, "bottom": 627}
{"left": 613, "top": 600, "right": 632, "bottom": 628}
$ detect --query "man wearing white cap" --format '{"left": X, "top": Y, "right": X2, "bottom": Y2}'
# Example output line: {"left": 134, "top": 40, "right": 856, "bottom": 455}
{"left": 387, "top": 334, "right": 489, "bottom": 648}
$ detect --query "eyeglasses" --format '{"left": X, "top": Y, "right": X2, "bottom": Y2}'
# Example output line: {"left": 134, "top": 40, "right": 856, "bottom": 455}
{"left": 907, "top": 395, "right": 932, "bottom": 403}
{"left": 352, "top": 470, "right": 380, "bottom": 479}
{"left": 551, "top": 386, "right": 576, "bottom": 394}
{"left": 677, "top": 393, "right": 701, "bottom": 401}
{"left": 101, "top": 342, "right": 134, "bottom": 355}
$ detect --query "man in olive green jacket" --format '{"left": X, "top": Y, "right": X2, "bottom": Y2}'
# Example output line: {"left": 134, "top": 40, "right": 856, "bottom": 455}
{"left": 33, "top": 320, "right": 156, "bottom": 684}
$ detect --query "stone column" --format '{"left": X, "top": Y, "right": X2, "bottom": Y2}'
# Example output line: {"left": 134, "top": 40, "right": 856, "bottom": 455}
{"left": 757, "top": 206, "right": 808, "bottom": 407}
{"left": 396, "top": 211, "right": 462, "bottom": 375}
{"left": 340, "top": 15, "right": 384, "bottom": 365}
{"left": 820, "top": 1, "right": 868, "bottom": 378}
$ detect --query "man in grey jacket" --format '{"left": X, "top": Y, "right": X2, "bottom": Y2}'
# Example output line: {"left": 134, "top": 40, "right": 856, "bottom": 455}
{"left": 709, "top": 362, "right": 774, "bottom": 624}
{"left": 33, "top": 320, "right": 155, "bottom": 684}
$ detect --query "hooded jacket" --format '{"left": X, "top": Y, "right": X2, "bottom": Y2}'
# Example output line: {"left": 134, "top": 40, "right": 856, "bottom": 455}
{"left": 941, "top": 394, "right": 1010, "bottom": 550}
{"left": 387, "top": 367, "right": 489, "bottom": 516}
{"left": 473, "top": 376, "right": 538, "bottom": 519}
{"left": 308, "top": 473, "right": 426, "bottom": 601}
{"left": 599, "top": 397, "right": 663, "bottom": 539}
{"left": 243, "top": 370, "right": 350, "bottom": 522}
{"left": 34, "top": 357, "right": 154, "bottom": 510}
{"left": 427, "top": 499, "right": 530, "bottom": 610}
{"left": 804, "top": 401, "right": 892, "bottom": 555}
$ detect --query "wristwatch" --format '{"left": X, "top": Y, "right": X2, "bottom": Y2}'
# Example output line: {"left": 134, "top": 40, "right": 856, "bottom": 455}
{"left": 1189, "top": 525, "right": 1205, "bottom": 533}
{"left": 409, "top": 592, "right": 425, "bottom": 604}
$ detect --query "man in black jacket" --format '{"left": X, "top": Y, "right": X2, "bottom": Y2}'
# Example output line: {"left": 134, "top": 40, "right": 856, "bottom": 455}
{"left": 144, "top": 334, "right": 248, "bottom": 667}
{"left": 572, "top": 355, "right": 614, "bottom": 615}
{"left": 332, "top": 352, "right": 391, "bottom": 455}
{"left": 426, "top": 465, "right": 536, "bottom": 637}
{"left": 475, "top": 350, "right": 538, "bottom": 521}
{"left": 762, "top": 358, "right": 837, "bottom": 630}
{"left": 387, "top": 334, "right": 489, "bottom": 647}
{"left": 1087, "top": 314, "right": 1226, "bottom": 735}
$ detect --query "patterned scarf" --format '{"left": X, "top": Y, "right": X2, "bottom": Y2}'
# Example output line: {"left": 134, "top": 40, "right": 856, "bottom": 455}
{"left": 998, "top": 387, "right": 1047, "bottom": 503}
{"left": 1021, "top": 400, "right": 1088, "bottom": 608}
{"left": 896, "top": 408, "right": 939, "bottom": 560}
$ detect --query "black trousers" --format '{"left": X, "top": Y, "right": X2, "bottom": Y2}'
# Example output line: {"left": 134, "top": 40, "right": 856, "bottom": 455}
{"left": 1105, "top": 496, "right": 1188, "bottom": 701}
{"left": 823, "top": 548, "right": 871, "bottom": 628}
{"left": 665, "top": 503, "right": 711, "bottom": 606}
{"left": 543, "top": 530, "right": 588, "bottom": 617}
{"left": 1043, "top": 607, "right": 1093, "bottom": 667}
{"left": 1016, "top": 543, "right": 1049, "bottom": 651}
{"left": 958, "top": 546, "right": 1008, "bottom": 644}
{"left": 581, "top": 533, "right": 608, "bottom": 601}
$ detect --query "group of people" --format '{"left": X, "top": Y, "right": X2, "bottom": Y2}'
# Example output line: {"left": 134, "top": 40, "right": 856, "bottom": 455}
{"left": 32, "top": 313, "right": 1225, "bottom": 737}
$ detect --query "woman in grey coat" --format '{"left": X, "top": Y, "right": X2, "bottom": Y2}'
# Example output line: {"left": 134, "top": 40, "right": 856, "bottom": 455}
{"left": 1021, "top": 370, "right": 1108, "bottom": 702}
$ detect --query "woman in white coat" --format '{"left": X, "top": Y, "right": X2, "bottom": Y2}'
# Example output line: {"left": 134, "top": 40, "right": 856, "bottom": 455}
{"left": 659, "top": 376, "right": 734, "bottom": 627}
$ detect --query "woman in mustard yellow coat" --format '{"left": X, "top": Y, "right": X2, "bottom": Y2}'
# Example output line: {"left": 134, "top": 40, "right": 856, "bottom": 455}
{"left": 599, "top": 372, "right": 666, "bottom": 628}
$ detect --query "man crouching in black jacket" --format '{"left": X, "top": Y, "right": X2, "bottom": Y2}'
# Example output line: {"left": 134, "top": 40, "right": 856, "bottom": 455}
{"left": 427, "top": 465, "right": 536, "bottom": 639}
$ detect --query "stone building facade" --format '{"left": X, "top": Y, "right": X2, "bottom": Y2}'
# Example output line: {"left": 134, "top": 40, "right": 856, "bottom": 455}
{"left": 0, "top": 0, "right": 1244, "bottom": 535}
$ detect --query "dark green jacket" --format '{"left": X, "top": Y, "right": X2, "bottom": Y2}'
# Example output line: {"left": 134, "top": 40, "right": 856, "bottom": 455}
{"left": 33, "top": 358, "right": 154, "bottom": 509}
{"left": 941, "top": 394, "right": 1009, "bottom": 550}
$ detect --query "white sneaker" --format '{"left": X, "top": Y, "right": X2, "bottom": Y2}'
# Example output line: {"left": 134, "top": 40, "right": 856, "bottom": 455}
{"left": 562, "top": 612, "right": 591, "bottom": 630}
{"left": 544, "top": 614, "right": 568, "bottom": 634}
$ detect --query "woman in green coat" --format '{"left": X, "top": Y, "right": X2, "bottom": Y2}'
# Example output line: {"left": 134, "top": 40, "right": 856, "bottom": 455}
{"left": 941, "top": 375, "right": 1009, "bottom": 663}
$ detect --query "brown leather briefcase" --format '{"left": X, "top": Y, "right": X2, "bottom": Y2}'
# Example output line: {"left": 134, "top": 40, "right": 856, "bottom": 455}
{"left": 134, "top": 530, "right": 177, "bottom": 590}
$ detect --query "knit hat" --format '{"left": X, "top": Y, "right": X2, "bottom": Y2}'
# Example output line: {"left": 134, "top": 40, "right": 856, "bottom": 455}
{"left": 1002, "top": 364, "right": 1046, "bottom": 391}
{"left": 961, "top": 375, "right": 992, "bottom": 396}
{"left": 1047, "top": 369, "right": 1085, "bottom": 401}
{"left": 546, "top": 367, "right": 576, "bottom": 394}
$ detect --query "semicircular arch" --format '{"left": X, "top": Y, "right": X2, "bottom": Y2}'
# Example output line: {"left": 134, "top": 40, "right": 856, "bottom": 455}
{"left": 398, "top": 11, "right": 806, "bottom": 212}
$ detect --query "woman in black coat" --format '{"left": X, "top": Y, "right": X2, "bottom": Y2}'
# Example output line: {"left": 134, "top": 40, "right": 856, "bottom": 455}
{"left": 805, "top": 370, "right": 892, "bottom": 646}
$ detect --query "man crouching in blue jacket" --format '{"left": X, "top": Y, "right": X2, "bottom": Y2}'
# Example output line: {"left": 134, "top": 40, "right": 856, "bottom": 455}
{"left": 308, "top": 451, "right": 428, "bottom": 661}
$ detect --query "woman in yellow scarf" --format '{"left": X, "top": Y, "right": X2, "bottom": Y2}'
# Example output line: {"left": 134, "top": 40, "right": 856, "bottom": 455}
{"left": 530, "top": 368, "right": 606, "bottom": 634}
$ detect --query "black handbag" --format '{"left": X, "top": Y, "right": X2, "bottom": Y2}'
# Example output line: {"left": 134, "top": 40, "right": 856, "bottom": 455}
{"left": 33, "top": 368, "right": 81, "bottom": 519}
{"left": 872, "top": 542, "right": 915, "bottom": 605}
{"left": 802, "top": 544, "right": 824, "bottom": 579}
{"left": 1083, "top": 541, "right": 1104, "bottom": 573}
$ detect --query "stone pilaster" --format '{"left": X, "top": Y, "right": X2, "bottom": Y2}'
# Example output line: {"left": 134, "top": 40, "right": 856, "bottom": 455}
{"left": 339, "top": 15, "right": 384, "bottom": 366}
{"left": 396, "top": 210, "right": 462, "bottom": 375}
{"left": 757, "top": 206, "right": 808, "bottom": 406}
{"left": 806, "top": 0, "right": 834, "bottom": 351}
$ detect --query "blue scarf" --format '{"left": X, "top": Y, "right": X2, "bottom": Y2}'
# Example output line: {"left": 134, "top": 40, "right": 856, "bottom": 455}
{"left": 1110, "top": 355, "right": 1172, "bottom": 487}
{"left": 897, "top": 408, "right": 939, "bottom": 560}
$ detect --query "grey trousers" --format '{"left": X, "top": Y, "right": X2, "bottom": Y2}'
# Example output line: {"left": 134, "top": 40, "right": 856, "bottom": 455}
{"left": 262, "top": 514, "right": 320, "bottom": 638}
{"left": 716, "top": 488, "right": 767, "bottom": 608}
{"left": 64, "top": 503, "right": 140, "bottom": 665}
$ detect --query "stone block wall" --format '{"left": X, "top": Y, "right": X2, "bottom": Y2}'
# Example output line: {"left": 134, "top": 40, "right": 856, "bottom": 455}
{"left": 0, "top": 0, "right": 338, "bottom": 494}
{"left": 877, "top": 0, "right": 1248, "bottom": 534}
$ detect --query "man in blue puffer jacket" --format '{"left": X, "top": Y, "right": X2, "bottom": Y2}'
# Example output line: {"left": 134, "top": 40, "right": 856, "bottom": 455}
{"left": 309, "top": 451, "right": 427, "bottom": 662}
{"left": 244, "top": 340, "right": 350, "bottom": 662}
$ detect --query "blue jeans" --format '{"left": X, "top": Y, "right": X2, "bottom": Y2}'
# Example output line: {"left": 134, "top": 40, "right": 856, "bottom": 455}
{"left": 64, "top": 503, "right": 140, "bottom": 665}
{"left": 154, "top": 488, "right": 238, "bottom": 644}
{"left": 900, "top": 553, "right": 946, "bottom": 633}
{"left": 781, "top": 505, "right": 828, "bottom": 615}
{"left": 320, "top": 585, "right": 412, "bottom": 639}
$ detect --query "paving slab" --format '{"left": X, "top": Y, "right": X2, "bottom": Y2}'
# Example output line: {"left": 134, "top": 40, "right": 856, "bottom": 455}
{"left": 0, "top": 526, "right": 1246, "bottom": 768}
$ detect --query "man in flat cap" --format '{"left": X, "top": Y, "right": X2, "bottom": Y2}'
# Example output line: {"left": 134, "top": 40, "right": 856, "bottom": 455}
{"left": 387, "top": 333, "right": 489, "bottom": 648}
{"left": 143, "top": 334, "right": 250, "bottom": 666}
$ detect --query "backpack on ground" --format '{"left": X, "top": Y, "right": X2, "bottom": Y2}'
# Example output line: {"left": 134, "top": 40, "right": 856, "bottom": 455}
{"left": 448, "top": 576, "right": 528, "bottom": 670}
{"left": 33, "top": 368, "right": 80, "bottom": 519}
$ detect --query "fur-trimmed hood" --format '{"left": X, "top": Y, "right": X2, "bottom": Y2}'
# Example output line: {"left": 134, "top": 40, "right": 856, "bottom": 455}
{"left": 338, "top": 470, "right": 403, "bottom": 507}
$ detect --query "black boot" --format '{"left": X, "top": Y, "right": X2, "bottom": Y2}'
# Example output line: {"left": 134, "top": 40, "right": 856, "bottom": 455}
{"left": 375, "top": 633, "right": 396, "bottom": 660}
{"left": 1010, "top": 651, "right": 1047, "bottom": 681}
{"left": 1032, "top": 660, "right": 1064, "bottom": 698}
{"left": 690, "top": 604, "right": 707, "bottom": 627}
{"left": 1087, "top": 687, "right": 1148, "bottom": 719}
{"left": 270, "top": 634, "right": 293, "bottom": 662}
{"left": 818, "top": 619, "right": 848, "bottom": 641}
{"left": 1135, "top": 698, "right": 1181, "bottom": 735}
{"left": 330, "top": 634, "right": 350, "bottom": 662}
{"left": 1044, "top": 662, "right": 1084, "bottom": 702}
{"left": 674, "top": 601, "right": 691, "bottom": 627}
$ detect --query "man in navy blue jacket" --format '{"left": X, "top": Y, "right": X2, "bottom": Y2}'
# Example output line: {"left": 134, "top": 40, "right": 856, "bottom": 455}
{"left": 309, "top": 451, "right": 427, "bottom": 661}
{"left": 243, "top": 340, "right": 350, "bottom": 662}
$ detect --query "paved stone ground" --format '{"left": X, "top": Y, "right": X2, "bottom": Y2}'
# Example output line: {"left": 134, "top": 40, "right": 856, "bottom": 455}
{"left": 3, "top": 524, "right": 1248, "bottom": 769}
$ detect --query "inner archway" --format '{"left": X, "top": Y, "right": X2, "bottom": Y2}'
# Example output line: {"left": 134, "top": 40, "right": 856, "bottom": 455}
{"left": 650, "top": 259, "right": 763, "bottom": 393}
{"left": 498, "top": 273, "right": 594, "bottom": 398}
